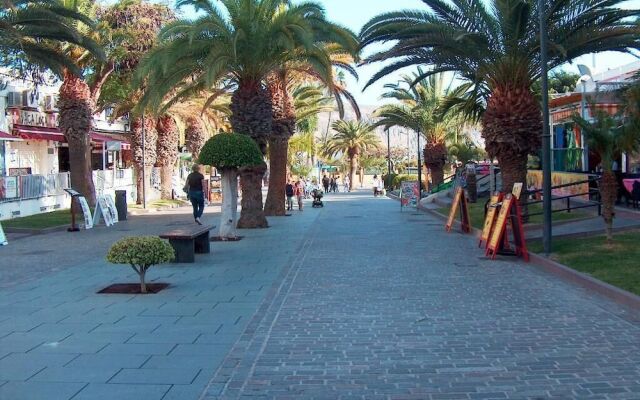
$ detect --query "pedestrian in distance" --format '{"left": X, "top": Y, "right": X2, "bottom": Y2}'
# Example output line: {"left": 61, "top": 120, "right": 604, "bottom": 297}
{"left": 322, "top": 174, "right": 330, "bottom": 193}
{"left": 285, "top": 180, "right": 295, "bottom": 211}
{"left": 295, "top": 180, "right": 304, "bottom": 211}
{"left": 343, "top": 175, "right": 350, "bottom": 192}
{"left": 185, "top": 164, "right": 205, "bottom": 225}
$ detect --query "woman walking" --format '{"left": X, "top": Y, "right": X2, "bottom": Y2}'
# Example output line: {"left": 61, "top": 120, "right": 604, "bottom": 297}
{"left": 185, "top": 164, "right": 205, "bottom": 224}
{"left": 295, "top": 180, "right": 304, "bottom": 211}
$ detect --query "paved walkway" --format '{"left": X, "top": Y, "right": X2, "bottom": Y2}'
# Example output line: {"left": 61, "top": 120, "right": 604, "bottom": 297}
{"left": 203, "top": 192, "right": 640, "bottom": 400}
{"left": 1, "top": 191, "right": 639, "bottom": 399}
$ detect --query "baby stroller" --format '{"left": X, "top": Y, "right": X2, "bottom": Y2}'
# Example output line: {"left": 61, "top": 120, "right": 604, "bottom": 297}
{"left": 311, "top": 189, "right": 324, "bottom": 208}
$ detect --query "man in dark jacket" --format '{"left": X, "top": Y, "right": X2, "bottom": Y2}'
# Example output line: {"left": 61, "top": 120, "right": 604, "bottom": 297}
{"left": 186, "top": 164, "right": 205, "bottom": 224}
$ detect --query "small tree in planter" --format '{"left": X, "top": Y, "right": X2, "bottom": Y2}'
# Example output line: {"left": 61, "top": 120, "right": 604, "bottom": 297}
{"left": 199, "top": 134, "right": 264, "bottom": 239}
{"left": 106, "top": 236, "right": 175, "bottom": 293}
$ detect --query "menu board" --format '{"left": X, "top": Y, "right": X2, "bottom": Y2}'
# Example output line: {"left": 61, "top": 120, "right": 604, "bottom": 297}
{"left": 487, "top": 194, "right": 514, "bottom": 254}
{"left": 93, "top": 195, "right": 115, "bottom": 226}
{"left": 78, "top": 196, "right": 93, "bottom": 229}
{"left": 400, "top": 181, "right": 419, "bottom": 208}
{"left": 480, "top": 192, "right": 501, "bottom": 246}
{"left": 512, "top": 182, "right": 523, "bottom": 200}
{"left": 445, "top": 187, "right": 462, "bottom": 231}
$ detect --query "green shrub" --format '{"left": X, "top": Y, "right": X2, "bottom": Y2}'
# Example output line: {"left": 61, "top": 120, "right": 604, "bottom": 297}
{"left": 106, "top": 236, "right": 175, "bottom": 293}
{"left": 383, "top": 173, "right": 397, "bottom": 189}
{"left": 391, "top": 174, "right": 418, "bottom": 190}
{"left": 198, "top": 133, "right": 263, "bottom": 169}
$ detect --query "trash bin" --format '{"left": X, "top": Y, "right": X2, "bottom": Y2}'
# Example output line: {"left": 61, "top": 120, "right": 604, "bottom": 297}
{"left": 115, "top": 190, "right": 128, "bottom": 221}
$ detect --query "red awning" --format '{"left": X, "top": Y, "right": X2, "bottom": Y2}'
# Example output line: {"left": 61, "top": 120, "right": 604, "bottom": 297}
{"left": 90, "top": 132, "right": 131, "bottom": 150}
{"left": 13, "top": 124, "right": 65, "bottom": 142}
{"left": 0, "top": 130, "right": 22, "bottom": 141}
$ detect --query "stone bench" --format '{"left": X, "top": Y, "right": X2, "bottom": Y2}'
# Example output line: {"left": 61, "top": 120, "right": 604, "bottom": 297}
{"left": 159, "top": 225, "right": 214, "bottom": 263}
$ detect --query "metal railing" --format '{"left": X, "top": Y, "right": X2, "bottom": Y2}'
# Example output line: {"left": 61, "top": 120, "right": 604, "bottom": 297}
{"left": 523, "top": 176, "right": 602, "bottom": 219}
{"left": 431, "top": 173, "right": 457, "bottom": 193}
{"left": 0, "top": 172, "right": 70, "bottom": 202}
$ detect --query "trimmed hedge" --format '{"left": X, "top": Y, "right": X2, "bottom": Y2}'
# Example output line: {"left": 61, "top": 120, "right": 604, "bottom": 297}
{"left": 198, "top": 133, "right": 263, "bottom": 169}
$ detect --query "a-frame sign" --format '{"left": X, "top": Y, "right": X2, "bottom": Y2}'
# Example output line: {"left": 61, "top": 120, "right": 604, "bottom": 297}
{"left": 479, "top": 192, "right": 503, "bottom": 248}
{"left": 445, "top": 186, "right": 471, "bottom": 233}
{"left": 485, "top": 183, "right": 529, "bottom": 261}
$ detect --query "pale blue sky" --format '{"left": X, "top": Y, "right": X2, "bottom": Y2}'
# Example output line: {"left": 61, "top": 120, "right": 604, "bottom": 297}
{"left": 319, "top": 0, "right": 640, "bottom": 106}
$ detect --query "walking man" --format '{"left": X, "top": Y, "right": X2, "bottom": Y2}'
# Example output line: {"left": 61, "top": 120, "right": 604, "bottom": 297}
{"left": 185, "top": 164, "right": 205, "bottom": 224}
{"left": 285, "top": 180, "right": 294, "bottom": 211}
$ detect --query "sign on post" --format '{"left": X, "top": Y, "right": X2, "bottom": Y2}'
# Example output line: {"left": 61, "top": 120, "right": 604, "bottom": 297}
{"left": 400, "top": 181, "right": 419, "bottom": 210}
{"left": 78, "top": 196, "right": 93, "bottom": 229}
{"left": 445, "top": 186, "right": 471, "bottom": 233}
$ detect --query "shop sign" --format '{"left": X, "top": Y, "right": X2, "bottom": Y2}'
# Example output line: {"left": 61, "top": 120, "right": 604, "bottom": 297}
{"left": 18, "top": 110, "right": 58, "bottom": 128}
{"left": 527, "top": 171, "right": 590, "bottom": 201}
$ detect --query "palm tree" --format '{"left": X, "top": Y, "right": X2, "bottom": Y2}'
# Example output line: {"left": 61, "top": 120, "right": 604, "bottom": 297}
{"left": 323, "top": 120, "right": 380, "bottom": 190}
{"left": 0, "top": 0, "right": 103, "bottom": 76}
{"left": 360, "top": 0, "right": 639, "bottom": 196}
{"left": 573, "top": 110, "right": 640, "bottom": 244}
{"left": 155, "top": 114, "right": 178, "bottom": 199}
{"left": 57, "top": 0, "right": 117, "bottom": 206}
{"left": 136, "top": 0, "right": 346, "bottom": 228}
{"left": 374, "top": 70, "right": 461, "bottom": 187}
{"left": 98, "top": 0, "right": 174, "bottom": 205}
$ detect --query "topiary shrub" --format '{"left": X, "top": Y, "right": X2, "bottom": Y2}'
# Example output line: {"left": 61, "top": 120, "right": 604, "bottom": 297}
{"left": 198, "top": 133, "right": 263, "bottom": 169}
{"left": 106, "top": 236, "right": 175, "bottom": 293}
{"left": 199, "top": 134, "right": 264, "bottom": 238}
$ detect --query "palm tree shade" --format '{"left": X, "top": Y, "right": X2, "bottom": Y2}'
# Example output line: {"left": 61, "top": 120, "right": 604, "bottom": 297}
{"left": 360, "top": 0, "right": 640, "bottom": 196}
{"left": 324, "top": 120, "right": 381, "bottom": 191}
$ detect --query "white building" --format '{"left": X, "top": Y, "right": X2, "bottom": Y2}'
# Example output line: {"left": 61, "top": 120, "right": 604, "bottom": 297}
{"left": 0, "top": 72, "right": 135, "bottom": 221}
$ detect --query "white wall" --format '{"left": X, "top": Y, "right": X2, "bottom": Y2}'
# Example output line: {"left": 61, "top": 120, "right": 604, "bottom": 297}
{"left": 4, "top": 140, "right": 59, "bottom": 175}
{"left": 0, "top": 193, "right": 70, "bottom": 221}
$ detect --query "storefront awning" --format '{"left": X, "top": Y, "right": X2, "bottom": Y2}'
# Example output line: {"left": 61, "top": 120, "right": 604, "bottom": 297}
{"left": 13, "top": 124, "right": 65, "bottom": 142}
{"left": 0, "top": 130, "right": 22, "bottom": 141}
{"left": 90, "top": 132, "right": 131, "bottom": 150}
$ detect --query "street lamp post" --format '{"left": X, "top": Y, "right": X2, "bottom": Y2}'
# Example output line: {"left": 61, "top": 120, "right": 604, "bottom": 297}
{"left": 386, "top": 128, "right": 391, "bottom": 176}
{"left": 141, "top": 112, "right": 147, "bottom": 210}
{"left": 539, "top": 0, "right": 552, "bottom": 254}
{"left": 416, "top": 130, "right": 422, "bottom": 198}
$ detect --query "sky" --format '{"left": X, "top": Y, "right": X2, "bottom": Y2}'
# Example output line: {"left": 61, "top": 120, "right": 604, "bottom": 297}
{"left": 318, "top": 0, "right": 640, "bottom": 107}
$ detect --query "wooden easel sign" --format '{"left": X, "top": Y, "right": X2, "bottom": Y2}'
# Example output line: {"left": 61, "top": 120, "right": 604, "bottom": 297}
{"left": 479, "top": 192, "right": 502, "bottom": 248}
{"left": 445, "top": 186, "right": 471, "bottom": 233}
{"left": 485, "top": 192, "right": 529, "bottom": 261}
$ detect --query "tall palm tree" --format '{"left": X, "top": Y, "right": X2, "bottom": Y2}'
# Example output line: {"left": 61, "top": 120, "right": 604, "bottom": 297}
{"left": 57, "top": 0, "right": 116, "bottom": 206}
{"left": 323, "top": 120, "right": 380, "bottom": 190}
{"left": 136, "top": 0, "right": 344, "bottom": 228}
{"left": 573, "top": 110, "right": 640, "bottom": 244}
{"left": 374, "top": 69, "right": 460, "bottom": 187}
{"left": 0, "top": 0, "right": 103, "bottom": 76}
{"left": 155, "top": 114, "right": 178, "bottom": 199}
{"left": 360, "top": 0, "right": 640, "bottom": 196}
{"left": 98, "top": 0, "right": 174, "bottom": 204}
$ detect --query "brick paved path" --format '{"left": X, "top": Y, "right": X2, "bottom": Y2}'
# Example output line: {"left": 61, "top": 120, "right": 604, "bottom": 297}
{"left": 203, "top": 191, "right": 640, "bottom": 400}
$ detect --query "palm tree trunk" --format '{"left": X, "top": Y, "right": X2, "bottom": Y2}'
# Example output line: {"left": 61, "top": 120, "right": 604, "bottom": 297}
{"left": 482, "top": 85, "right": 541, "bottom": 206}
{"left": 230, "top": 79, "right": 272, "bottom": 228}
{"left": 426, "top": 163, "right": 445, "bottom": 187}
{"left": 600, "top": 170, "right": 617, "bottom": 244}
{"left": 264, "top": 137, "right": 289, "bottom": 216}
{"left": 58, "top": 71, "right": 96, "bottom": 206}
{"left": 156, "top": 115, "right": 178, "bottom": 200}
{"left": 237, "top": 163, "right": 268, "bottom": 229}
{"left": 349, "top": 155, "right": 358, "bottom": 192}
{"left": 159, "top": 166, "right": 173, "bottom": 200}
{"left": 131, "top": 117, "right": 158, "bottom": 205}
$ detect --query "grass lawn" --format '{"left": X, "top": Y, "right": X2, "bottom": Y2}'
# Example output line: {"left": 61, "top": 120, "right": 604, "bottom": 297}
{"left": 129, "top": 199, "right": 187, "bottom": 209}
{"left": 438, "top": 200, "right": 590, "bottom": 229}
{"left": 2, "top": 209, "right": 78, "bottom": 229}
{"left": 529, "top": 231, "right": 640, "bottom": 297}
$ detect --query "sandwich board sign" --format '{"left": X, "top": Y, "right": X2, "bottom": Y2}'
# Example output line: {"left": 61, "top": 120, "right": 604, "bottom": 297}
{"left": 400, "top": 181, "right": 419, "bottom": 209}
{"left": 104, "top": 194, "right": 119, "bottom": 223}
{"left": 93, "top": 195, "right": 115, "bottom": 226}
{"left": 479, "top": 192, "right": 502, "bottom": 248}
{"left": 445, "top": 186, "right": 471, "bottom": 233}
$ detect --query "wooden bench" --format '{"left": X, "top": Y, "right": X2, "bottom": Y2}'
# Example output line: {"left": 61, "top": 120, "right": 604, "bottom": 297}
{"left": 159, "top": 225, "right": 214, "bottom": 263}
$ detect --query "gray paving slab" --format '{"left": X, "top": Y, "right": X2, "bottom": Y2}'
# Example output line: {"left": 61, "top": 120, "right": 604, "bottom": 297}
{"left": 0, "top": 201, "right": 317, "bottom": 399}
{"left": 0, "top": 381, "right": 85, "bottom": 400}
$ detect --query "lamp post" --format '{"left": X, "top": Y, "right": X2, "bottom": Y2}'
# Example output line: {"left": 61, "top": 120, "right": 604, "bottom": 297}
{"left": 577, "top": 64, "right": 593, "bottom": 171}
{"left": 141, "top": 111, "right": 147, "bottom": 210}
{"left": 416, "top": 129, "right": 422, "bottom": 197}
{"left": 539, "top": 0, "right": 552, "bottom": 254}
{"left": 386, "top": 128, "right": 391, "bottom": 176}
